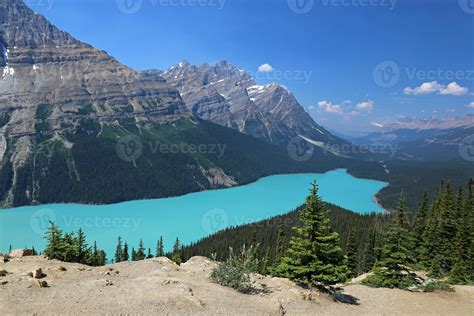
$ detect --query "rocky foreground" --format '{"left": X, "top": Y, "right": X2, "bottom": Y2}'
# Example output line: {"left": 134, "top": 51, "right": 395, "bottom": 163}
{"left": 0, "top": 255, "right": 473, "bottom": 315}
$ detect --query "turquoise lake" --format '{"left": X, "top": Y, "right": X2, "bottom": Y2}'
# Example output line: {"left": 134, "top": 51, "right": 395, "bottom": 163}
{"left": 0, "top": 169, "right": 387, "bottom": 257}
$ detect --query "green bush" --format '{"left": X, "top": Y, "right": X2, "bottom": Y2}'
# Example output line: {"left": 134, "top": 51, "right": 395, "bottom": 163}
{"left": 421, "top": 281, "right": 454, "bottom": 292}
{"left": 210, "top": 245, "right": 259, "bottom": 293}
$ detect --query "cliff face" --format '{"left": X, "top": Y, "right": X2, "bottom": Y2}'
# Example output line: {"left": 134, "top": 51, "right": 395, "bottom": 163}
{"left": 0, "top": 0, "right": 190, "bottom": 138}
{"left": 161, "top": 61, "right": 347, "bottom": 149}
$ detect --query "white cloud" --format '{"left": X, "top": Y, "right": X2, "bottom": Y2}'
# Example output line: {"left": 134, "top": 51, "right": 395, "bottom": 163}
{"left": 439, "top": 82, "right": 469, "bottom": 96}
{"left": 404, "top": 81, "right": 468, "bottom": 96}
{"left": 404, "top": 81, "right": 443, "bottom": 95}
{"left": 258, "top": 63, "right": 273, "bottom": 73}
{"left": 318, "top": 100, "right": 342, "bottom": 114}
{"left": 317, "top": 99, "right": 374, "bottom": 116}
{"left": 356, "top": 100, "right": 374, "bottom": 112}
{"left": 467, "top": 102, "right": 474, "bottom": 108}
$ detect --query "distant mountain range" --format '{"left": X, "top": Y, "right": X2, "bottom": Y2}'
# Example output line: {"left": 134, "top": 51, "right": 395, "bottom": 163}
{"left": 355, "top": 116, "right": 474, "bottom": 161}
{"left": 0, "top": 0, "right": 349, "bottom": 207}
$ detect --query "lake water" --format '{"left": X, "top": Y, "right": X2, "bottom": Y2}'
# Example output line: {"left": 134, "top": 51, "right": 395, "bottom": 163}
{"left": 0, "top": 169, "right": 387, "bottom": 257}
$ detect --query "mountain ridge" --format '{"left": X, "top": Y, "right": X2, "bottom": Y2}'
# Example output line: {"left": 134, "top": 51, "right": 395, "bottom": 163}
{"left": 160, "top": 60, "right": 349, "bottom": 150}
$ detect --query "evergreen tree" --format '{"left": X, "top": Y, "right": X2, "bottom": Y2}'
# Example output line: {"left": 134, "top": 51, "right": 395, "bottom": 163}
{"left": 364, "top": 194, "right": 418, "bottom": 289}
{"left": 76, "top": 228, "right": 88, "bottom": 263}
{"left": 274, "top": 227, "right": 287, "bottom": 266}
{"left": 147, "top": 248, "right": 153, "bottom": 259}
{"left": 156, "top": 236, "right": 164, "bottom": 257}
{"left": 97, "top": 250, "right": 107, "bottom": 266}
{"left": 43, "top": 221, "right": 66, "bottom": 261}
{"left": 362, "top": 229, "right": 377, "bottom": 272}
{"left": 122, "top": 242, "right": 129, "bottom": 262}
{"left": 131, "top": 247, "right": 137, "bottom": 261}
{"left": 346, "top": 228, "right": 358, "bottom": 278}
{"left": 115, "top": 236, "right": 123, "bottom": 263}
{"left": 466, "top": 179, "right": 474, "bottom": 281}
{"left": 136, "top": 239, "right": 145, "bottom": 261}
{"left": 413, "top": 191, "right": 429, "bottom": 261}
{"left": 274, "top": 181, "right": 347, "bottom": 288}
{"left": 261, "top": 247, "right": 271, "bottom": 275}
{"left": 172, "top": 238, "right": 182, "bottom": 265}
{"left": 89, "top": 241, "right": 99, "bottom": 266}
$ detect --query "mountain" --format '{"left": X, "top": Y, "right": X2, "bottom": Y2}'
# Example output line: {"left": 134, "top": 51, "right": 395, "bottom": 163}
{"left": 354, "top": 116, "right": 474, "bottom": 161}
{"left": 160, "top": 61, "right": 350, "bottom": 151}
{"left": 0, "top": 0, "right": 345, "bottom": 207}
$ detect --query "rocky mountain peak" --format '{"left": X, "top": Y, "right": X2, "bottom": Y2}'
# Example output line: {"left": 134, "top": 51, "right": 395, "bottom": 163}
{"left": 162, "top": 60, "right": 347, "bottom": 149}
{"left": 0, "top": 0, "right": 190, "bottom": 138}
{"left": 0, "top": 0, "right": 83, "bottom": 49}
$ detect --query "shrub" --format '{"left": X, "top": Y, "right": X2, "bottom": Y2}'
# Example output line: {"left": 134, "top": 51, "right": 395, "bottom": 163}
{"left": 421, "top": 281, "right": 454, "bottom": 292}
{"left": 210, "top": 245, "right": 259, "bottom": 293}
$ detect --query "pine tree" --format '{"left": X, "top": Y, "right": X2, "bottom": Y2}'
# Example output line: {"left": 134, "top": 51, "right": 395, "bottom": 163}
{"left": 346, "top": 228, "right": 358, "bottom": 278}
{"left": 147, "top": 248, "right": 153, "bottom": 259}
{"left": 89, "top": 241, "right": 99, "bottom": 266}
{"left": 115, "top": 237, "right": 123, "bottom": 263}
{"left": 136, "top": 239, "right": 145, "bottom": 261}
{"left": 156, "top": 236, "right": 164, "bottom": 257}
{"left": 122, "top": 242, "right": 129, "bottom": 262}
{"left": 261, "top": 248, "right": 271, "bottom": 275}
{"left": 363, "top": 228, "right": 377, "bottom": 272}
{"left": 97, "top": 250, "right": 107, "bottom": 266}
{"left": 364, "top": 194, "right": 418, "bottom": 289}
{"left": 131, "top": 247, "right": 137, "bottom": 261}
{"left": 172, "top": 238, "right": 182, "bottom": 265}
{"left": 449, "top": 185, "right": 471, "bottom": 283}
{"left": 413, "top": 191, "right": 429, "bottom": 262}
{"left": 44, "top": 221, "right": 66, "bottom": 261}
{"left": 274, "top": 181, "right": 347, "bottom": 288}
{"left": 76, "top": 228, "right": 88, "bottom": 263}
{"left": 466, "top": 179, "right": 474, "bottom": 281}
{"left": 274, "top": 227, "right": 287, "bottom": 267}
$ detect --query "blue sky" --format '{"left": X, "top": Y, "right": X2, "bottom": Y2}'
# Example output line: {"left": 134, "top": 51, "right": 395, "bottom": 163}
{"left": 30, "top": 0, "right": 473, "bottom": 135}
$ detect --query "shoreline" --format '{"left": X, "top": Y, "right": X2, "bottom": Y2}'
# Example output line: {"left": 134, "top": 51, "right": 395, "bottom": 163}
{"left": 1, "top": 168, "right": 388, "bottom": 212}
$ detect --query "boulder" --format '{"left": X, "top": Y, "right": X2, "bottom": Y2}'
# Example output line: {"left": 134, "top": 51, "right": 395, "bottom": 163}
{"left": 0, "top": 269, "right": 8, "bottom": 277}
{"left": 37, "top": 280, "right": 49, "bottom": 288}
{"left": 29, "top": 268, "right": 47, "bottom": 279}
{"left": 9, "top": 249, "right": 34, "bottom": 258}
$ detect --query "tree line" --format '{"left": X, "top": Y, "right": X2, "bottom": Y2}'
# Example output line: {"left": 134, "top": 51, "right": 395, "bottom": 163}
{"left": 42, "top": 177, "right": 473, "bottom": 289}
